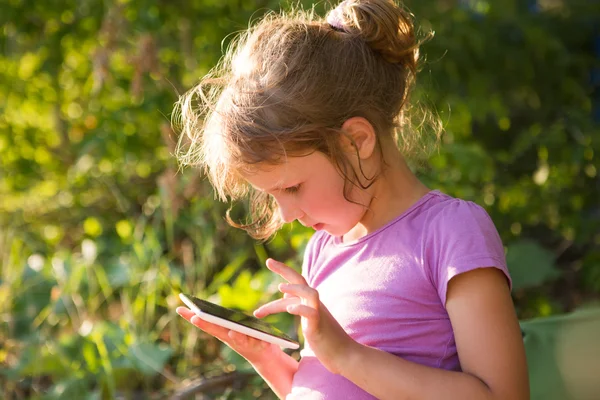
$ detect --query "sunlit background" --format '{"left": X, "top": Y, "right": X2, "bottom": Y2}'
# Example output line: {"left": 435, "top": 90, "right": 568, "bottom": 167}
{"left": 1, "top": 0, "right": 599, "bottom": 398}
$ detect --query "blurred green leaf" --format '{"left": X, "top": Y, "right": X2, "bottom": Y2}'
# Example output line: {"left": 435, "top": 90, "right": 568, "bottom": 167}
{"left": 507, "top": 240, "right": 561, "bottom": 290}
{"left": 41, "top": 377, "right": 91, "bottom": 400}
{"left": 129, "top": 342, "right": 173, "bottom": 376}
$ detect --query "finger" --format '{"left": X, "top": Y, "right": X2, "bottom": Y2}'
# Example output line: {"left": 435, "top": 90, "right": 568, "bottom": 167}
{"left": 254, "top": 297, "right": 301, "bottom": 318}
{"left": 177, "top": 308, "right": 272, "bottom": 353}
{"left": 279, "top": 283, "right": 320, "bottom": 309}
{"left": 177, "top": 306, "right": 212, "bottom": 326}
{"left": 176, "top": 307, "right": 234, "bottom": 341}
{"left": 228, "top": 330, "right": 269, "bottom": 349}
{"left": 266, "top": 258, "right": 306, "bottom": 285}
{"left": 176, "top": 306, "right": 195, "bottom": 320}
{"left": 190, "top": 316, "right": 234, "bottom": 340}
{"left": 286, "top": 304, "right": 319, "bottom": 320}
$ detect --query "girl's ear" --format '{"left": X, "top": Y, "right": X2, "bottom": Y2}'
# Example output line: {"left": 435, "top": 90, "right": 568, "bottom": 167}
{"left": 340, "top": 117, "right": 377, "bottom": 160}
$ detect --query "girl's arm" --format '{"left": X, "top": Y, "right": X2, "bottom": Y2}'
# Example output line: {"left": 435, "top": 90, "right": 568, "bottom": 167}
{"left": 259, "top": 259, "right": 529, "bottom": 400}
{"left": 176, "top": 307, "right": 298, "bottom": 399}
{"left": 336, "top": 267, "right": 530, "bottom": 400}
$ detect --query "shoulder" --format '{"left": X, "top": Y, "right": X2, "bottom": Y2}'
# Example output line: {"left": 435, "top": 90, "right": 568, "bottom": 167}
{"left": 424, "top": 191, "right": 504, "bottom": 252}
{"left": 425, "top": 191, "right": 495, "bottom": 230}
{"left": 422, "top": 192, "right": 510, "bottom": 302}
{"left": 423, "top": 192, "right": 503, "bottom": 255}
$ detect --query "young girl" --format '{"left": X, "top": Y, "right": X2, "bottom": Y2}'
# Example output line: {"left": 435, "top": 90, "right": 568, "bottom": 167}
{"left": 174, "top": 0, "right": 529, "bottom": 398}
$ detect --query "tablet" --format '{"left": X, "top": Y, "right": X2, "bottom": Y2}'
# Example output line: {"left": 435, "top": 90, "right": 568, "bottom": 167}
{"left": 179, "top": 293, "right": 300, "bottom": 349}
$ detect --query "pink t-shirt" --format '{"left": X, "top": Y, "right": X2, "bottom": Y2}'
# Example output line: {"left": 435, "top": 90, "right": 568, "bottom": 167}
{"left": 287, "top": 190, "right": 511, "bottom": 399}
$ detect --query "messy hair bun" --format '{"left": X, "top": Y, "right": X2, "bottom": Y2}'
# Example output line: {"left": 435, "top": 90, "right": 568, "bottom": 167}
{"left": 326, "top": 0, "right": 420, "bottom": 73}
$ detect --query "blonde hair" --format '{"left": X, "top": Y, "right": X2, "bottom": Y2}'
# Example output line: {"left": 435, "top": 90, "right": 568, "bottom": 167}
{"left": 173, "top": 0, "right": 441, "bottom": 239}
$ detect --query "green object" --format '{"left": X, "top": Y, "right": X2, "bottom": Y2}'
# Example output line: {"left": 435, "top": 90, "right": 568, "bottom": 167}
{"left": 521, "top": 308, "right": 600, "bottom": 400}
{"left": 506, "top": 240, "right": 561, "bottom": 290}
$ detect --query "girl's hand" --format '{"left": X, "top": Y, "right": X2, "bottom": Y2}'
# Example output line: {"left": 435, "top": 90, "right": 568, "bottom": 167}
{"left": 176, "top": 306, "right": 282, "bottom": 365}
{"left": 254, "top": 258, "right": 357, "bottom": 374}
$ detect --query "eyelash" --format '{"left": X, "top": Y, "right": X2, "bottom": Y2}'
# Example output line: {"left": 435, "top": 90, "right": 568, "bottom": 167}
{"left": 284, "top": 184, "right": 301, "bottom": 194}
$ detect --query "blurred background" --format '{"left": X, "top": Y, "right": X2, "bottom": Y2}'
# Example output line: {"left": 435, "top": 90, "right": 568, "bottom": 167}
{"left": 1, "top": 0, "right": 599, "bottom": 399}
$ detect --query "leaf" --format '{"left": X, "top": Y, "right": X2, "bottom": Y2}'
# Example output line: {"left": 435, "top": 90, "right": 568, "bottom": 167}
{"left": 17, "top": 346, "right": 70, "bottom": 379}
{"left": 207, "top": 251, "right": 249, "bottom": 294}
{"left": 111, "top": 362, "right": 143, "bottom": 390}
{"left": 217, "top": 270, "right": 263, "bottom": 311}
{"left": 41, "top": 376, "right": 91, "bottom": 400}
{"left": 506, "top": 240, "right": 561, "bottom": 290}
{"left": 128, "top": 341, "right": 173, "bottom": 376}
{"left": 104, "top": 261, "right": 131, "bottom": 289}
{"left": 82, "top": 340, "right": 101, "bottom": 374}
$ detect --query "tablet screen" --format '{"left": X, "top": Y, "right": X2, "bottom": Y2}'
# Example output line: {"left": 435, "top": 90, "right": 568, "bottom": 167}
{"left": 186, "top": 295, "right": 297, "bottom": 343}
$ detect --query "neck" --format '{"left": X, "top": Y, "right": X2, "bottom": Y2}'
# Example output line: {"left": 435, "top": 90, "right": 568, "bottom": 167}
{"left": 343, "top": 152, "right": 430, "bottom": 243}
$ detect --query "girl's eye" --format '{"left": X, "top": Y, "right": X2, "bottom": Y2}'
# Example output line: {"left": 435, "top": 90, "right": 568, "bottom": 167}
{"left": 284, "top": 184, "right": 301, "bottom": 194}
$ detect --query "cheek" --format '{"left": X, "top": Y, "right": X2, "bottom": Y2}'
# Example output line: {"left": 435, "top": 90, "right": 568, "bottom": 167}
{"left": 341, "top": 194, "right": 369, "bottom": 222}
{"left": 313, "top": 180, "right": 367, "bottom": 220}
{"left": 346, "top": 183, "right": 372, "bottom": 209}
{"left": 336, "top": 182, "right": 371, "bottom": 222}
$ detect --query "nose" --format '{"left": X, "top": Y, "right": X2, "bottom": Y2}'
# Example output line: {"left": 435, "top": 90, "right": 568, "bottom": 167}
{"left": 276, "top": 198, "right": 303, "bottom": 224}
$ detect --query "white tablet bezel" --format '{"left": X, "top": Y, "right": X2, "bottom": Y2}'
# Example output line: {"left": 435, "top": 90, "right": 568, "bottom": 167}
{"left": 179, "top": 293, "right": 299, "bottom": 349}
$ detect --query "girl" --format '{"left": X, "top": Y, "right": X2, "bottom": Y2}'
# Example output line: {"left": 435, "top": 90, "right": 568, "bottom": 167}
{"left": 174, "top": 0, "right": 529, "bottom": 398}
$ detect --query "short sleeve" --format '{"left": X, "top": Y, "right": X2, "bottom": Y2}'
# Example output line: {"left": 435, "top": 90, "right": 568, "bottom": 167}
{"left": 425, "top": 199, "right": 511, "bottom": 306}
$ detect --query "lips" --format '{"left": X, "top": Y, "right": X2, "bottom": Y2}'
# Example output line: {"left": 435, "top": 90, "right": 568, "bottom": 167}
{"left": 312, "top": 223, "right": 324, "bottom": 231}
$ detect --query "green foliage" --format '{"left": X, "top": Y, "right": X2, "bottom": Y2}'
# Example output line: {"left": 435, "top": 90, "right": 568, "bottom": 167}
{"left": 1, "top": 0, "right": 599, "bottom": 398}
{"left": 409, "top": 0, "right": 600, "bottom": 319}
{"left": 507, "top": 240, "right": 561, "bottom": 290}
